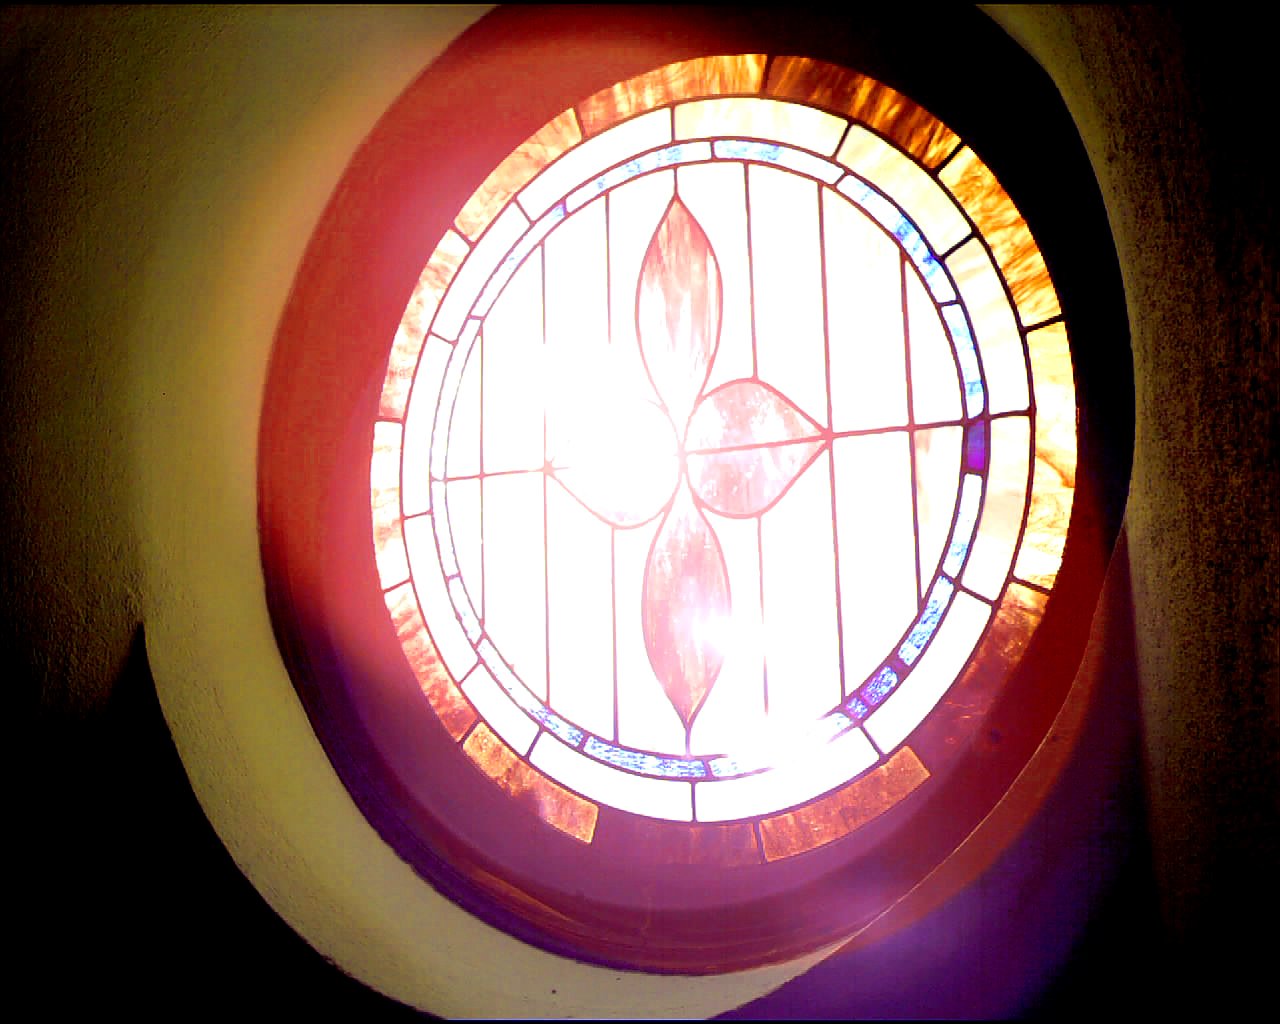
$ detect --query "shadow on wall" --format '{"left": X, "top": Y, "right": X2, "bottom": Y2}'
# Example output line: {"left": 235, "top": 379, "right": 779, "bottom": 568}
{"left": 17, "top": 546, "right": 1167, "bottom": 1019}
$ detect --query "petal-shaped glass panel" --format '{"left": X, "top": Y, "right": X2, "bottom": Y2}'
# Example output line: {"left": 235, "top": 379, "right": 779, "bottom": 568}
{"left": 635, "top": 199, "right": 722, "bottom": 425}
{"left": 641, "top": 492, "right": 732, "bottom": 731}
{"left": 686, "top": 379, "right": 825, "bottom": 517}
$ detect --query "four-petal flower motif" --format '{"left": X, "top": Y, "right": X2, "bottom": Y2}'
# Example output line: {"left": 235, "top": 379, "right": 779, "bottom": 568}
{"left": 553, "top": 198, "right": 826, "bottom": 737}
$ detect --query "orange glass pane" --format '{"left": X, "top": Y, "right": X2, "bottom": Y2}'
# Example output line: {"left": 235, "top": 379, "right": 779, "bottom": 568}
{"left": 371, "top": 421, "right": 409, "bottom": 589}
{"left": 646, "top": 821, "right": 761, "bottom": 867}
{"left": 675, "top": 96, "right": 845, "bottom": 156}
{"left": 939, "top": 146, "right": 1061, "bottom": 328}
{"left": 908, "top": 581, "right": 1047, "bottom": 760}
{"left": 383, "top": 582, "right": 476, "bottom": 741}
{"left": 1016, "top": 321, "right": 1077, "bottom": 586}
{"left": 759, "top": 745, "right": 929, "bottom": 861}
{"left": 379, "top": 228, "right": 470, "bottom": 419}
{"left": 463, "top": 723, "right": 598, "bottom": 843}
{"left": 764, "top": 57, "right": 960, "bottom": 168}
{"left": 576, "top": 54, "right": 767, "bottom": 137}
{"left": 455, "top": 108, "right": 581, "bottom": 240}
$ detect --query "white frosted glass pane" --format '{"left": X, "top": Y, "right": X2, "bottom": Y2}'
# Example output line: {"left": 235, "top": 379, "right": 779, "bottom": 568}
{"left": 695, "top": 725, "right": 877, "bottom": 822}
{"left": 823, "top": 188, "right": 907, "bottom": 431}
{"left": 403, "top": 334, "right": 449, "bottom": 516}
{"left": 675, "top": 98, "right": 846, "bottom": 156}
{"left": 946, "top": 237, "right": 1029, "bottom": 414}
{"left": 567, "top": 141, "right": 710, "bottom": 213}
{"left": 484, "top": 473, "right": 548, "bottom": 701}
{"left": 482, "top": 257, "right": 546, "bottom": 475}
{"left": 404, "top": 515, "right": 476, "bottom": 682}
{"left": 914, "top": 426, "right": 963, "bottom": 596}
{"left": 615, "top": 517, "right": 686, "bottom": 754}
{"left": 520, "top": 108, "right": 672, "bottom": 218}
{"left": 530, "top": 731, "right": 693, "bottom": 821}
{"left": 762, "top": 451, "right": 841, "bottom": 726}
{"left": 607, "top": 170, "right": 674, "bottom": 387}
{"left": 836, "top": 126, "right": 969, "bottom": 255}
{"left": 546, "top": 484, "right": 614, "bottom": 739}
{"left": 906, "top": 266, "right": 962, "bottom": 424}
{"left": 963, "top": 415, "right": 1031, "bottom": 599}
{"left": 435, "top": 203, "right": 530, "bottom": 342}
{"left": 750, "top": 165, "right": 827, "bottom": 424}
{"left": 447, "top": 478, "right": 482, "bottom": 620}
{"left": 677, "top": 161, "right": 753, "bottom": 390}
{"left": 833, "top": 433, "right": 919, "bottom": 689}
{"left": 865, "top": 591, "right": 991, "bottom": 752}
{"left": 443, "top": 335, "right": 481, "bottom": 480}
{"left": 462, "top": 665, "right": 537, "bottom": 757}
{"left": 688, "top": 515, "right": 767, "bottom": 755}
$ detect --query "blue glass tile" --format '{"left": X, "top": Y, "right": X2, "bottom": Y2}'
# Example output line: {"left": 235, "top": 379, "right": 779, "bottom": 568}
{"left": 477, "top": 641, "right": 587, "bottom": 746}
{"left": 898, "top": 576, "right": 956, "bottom": 666}
{"left": 583, "top": 736, "right": 708, "bottom": 778}
{"left": 863, "top": 666, "right": 900, "bottom": 706}
{"left": 943, "top": 474, "right": 983, "bottom": 576}
{"left": 533, "top": 707, "right": 584, "bottom": 747}
{"left": 712, "top": 139, "right": 844, "bottom": 184}
{"left": 846, "top": 695, "right": 871, "bottom": 722}
{"left": 942, "top": 304, "right": 986, "bottom": 416}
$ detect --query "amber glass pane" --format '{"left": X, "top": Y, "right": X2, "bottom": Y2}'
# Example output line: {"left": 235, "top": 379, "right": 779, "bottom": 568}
{"left": 576, "top": 54, "right": 767, "bottom": 137}
{"left": 379, "top": 228, "right": 469, "bottom": 418}
{"left": 455, "top": 108, "right": 581, "bottom": 240}
{"left": 1016, "top": 321, "right": 1077, "bottom": 586}
{"left": 384, "top": 582, "right": 476, "bottom": 741}
{"left": 464, "top": 723, "right": 599, "bottom": 843}
{"left": 760, "top": 745, "right": 929, "bottom": 860}
{"left": 939, "top": 146, "right": 1061, "bottom": 328}
{"left": 765, "top": 56, "right": 959, "bottom": 168}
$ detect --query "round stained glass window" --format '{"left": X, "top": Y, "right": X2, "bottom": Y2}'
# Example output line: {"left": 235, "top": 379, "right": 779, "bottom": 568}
{"left": 373, "top": 55, "right": 1075, "bottom": 839}
{"left": 262, "top": 32, "right": 1115, "bottom": 976}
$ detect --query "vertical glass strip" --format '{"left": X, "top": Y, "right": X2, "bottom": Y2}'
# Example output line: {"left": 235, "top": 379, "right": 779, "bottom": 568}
{"left": 545, "top": 483, "right": 614, "bottom": 739}
{"left": 822, "top": 186, "right": 908, "bottom": 431}
{"left": 832, "top": 433, "right": 919, "bottom": 687}
{"left": 483, "top": 472, "right": 548, "bottom": 702}
{"left": 913, "top": 425, "right": 963, "bottom": 593}
{"left": 762, "top": 450, "right": 842, "bottom": 727}
{"left": 750, "top": 165, "right": 828, "bottom": 424}
{"left": 906, "top": 267, "right": 962, "bottom": 423}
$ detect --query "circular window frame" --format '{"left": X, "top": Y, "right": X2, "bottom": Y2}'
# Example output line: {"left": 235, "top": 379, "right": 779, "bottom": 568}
{"left": 260, "top": 5, "right": 1131, "bottom": 976}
